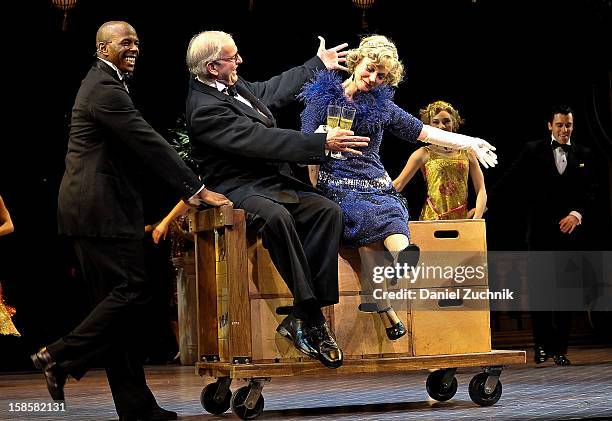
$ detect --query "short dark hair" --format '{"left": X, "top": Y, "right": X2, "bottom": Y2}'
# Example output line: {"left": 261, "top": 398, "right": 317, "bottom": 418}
{"left": 550, "top": 104, "right": 574, "bottom": 122}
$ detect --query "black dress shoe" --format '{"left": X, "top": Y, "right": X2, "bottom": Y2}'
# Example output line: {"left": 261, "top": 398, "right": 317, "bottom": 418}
{"left": 309, "top": 322, "right": 343, "bottom": 369}
{"left": 119, "top": 405, "right": 178, "bottom": 421}
{"left": 276, "top": 314, "right": 319, "bottom": 360}
{"left": 385, "top": 320, "right": 406, "bottom": 340}
{"left": 534, "top": 345, "right": 548, "bottom": 364}
{"left": 553, "top": 354, "right": 572, "bottom": 366}
{"left": 31, "top": 348, "right": 66, "bottom": 401}
{"left": 31, "top": 347, "right": 53, "bottom": 370}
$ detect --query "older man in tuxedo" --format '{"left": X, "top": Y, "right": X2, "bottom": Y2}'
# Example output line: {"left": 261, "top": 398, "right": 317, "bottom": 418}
{"left": 31, "top": 21, "right": 230, "bottom": 421}
{"left": 185, "top": 31, "right": 370, "bottom": 369}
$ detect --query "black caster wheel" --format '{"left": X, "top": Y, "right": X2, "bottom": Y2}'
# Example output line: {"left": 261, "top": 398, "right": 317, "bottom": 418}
{"left": 230, "top": 385, "right": 265, "bottom": 420}
{"left": 200, "top": 382, "right": 231, "bottom": 415}
{"left": 426, "top": 369, "right": 458, "bottom": 402}
{"left": 469, "top": 372, "right": 503, "bottom": 406}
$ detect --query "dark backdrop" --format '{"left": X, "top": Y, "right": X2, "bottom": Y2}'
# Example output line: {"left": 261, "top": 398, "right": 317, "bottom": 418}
{"left": 1, "top": 0, "right": 611, "bottom": 371}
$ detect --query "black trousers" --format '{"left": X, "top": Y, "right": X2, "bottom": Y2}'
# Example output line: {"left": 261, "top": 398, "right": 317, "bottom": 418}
{"left": 47, "top": 238, "right": 156, "bottom": 414}
{"left": 531, "top": 310, "right": 573, "bottom": 355}
{"left": 239, "top": 191, "right": 343, "bottom": 306}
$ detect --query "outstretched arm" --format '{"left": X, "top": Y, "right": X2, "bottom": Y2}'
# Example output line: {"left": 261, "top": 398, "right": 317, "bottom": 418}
{"left": 418, "top": 125, "right": 498, "bottom": 169}
{"left": 0, "top": 195, "right": 14, "bottom": 237}
{"left": 152, "top": 200, "right": 190, "bottom": 244}
{"left": 467, "top": 151, "right": 487, "bottom": 219}
{"left": 393, "top": 148, "right": 428, "bottom": 192}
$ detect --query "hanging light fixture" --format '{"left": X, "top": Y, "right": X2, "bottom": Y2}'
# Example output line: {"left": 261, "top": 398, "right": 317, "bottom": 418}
{"left": 51, "top": 0, "right": 78, "bottom": 32}
{"left": 352, "top": 0, "right": 376, "bottom": 29}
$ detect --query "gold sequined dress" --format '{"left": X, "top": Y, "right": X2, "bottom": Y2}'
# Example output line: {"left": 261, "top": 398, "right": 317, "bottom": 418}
{"left": 420, "top": 147, "right": 469, "bottom": 220}
{"left": 0, "top": 283, "right": 20, "bottom": 336}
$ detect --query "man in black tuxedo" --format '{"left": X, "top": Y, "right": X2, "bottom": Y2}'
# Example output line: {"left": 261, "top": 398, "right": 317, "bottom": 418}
{"left": 500, "top": 105, "right": 594, "bottom": 366}
{"left": 185, "top": 31, "right": 369, "bottom": 369}
{"left": 31, "top": 21, "right": 230, "bottom": 421}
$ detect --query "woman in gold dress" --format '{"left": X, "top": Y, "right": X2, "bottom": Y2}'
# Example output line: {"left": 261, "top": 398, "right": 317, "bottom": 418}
{"left": 393, "top": 100, "right": 487, "bottom": 220}
{"left": 0, "top": 194, "right": 19, "bottom": 336}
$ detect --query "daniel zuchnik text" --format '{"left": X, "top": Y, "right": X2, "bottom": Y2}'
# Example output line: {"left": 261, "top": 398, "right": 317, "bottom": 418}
{"left": 373, "top": 288, "right": 515, "bottom": 300}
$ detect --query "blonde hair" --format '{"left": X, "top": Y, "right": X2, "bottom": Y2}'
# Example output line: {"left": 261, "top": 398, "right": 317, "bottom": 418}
{"left": 419, "top": 100, "right": 464, "bottom": 132}
{"left": 345, "top": 35, "right": 404, "bottom": 87}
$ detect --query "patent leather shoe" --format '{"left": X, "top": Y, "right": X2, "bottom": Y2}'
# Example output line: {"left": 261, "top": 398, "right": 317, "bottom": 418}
{"left": 309, "top": 322, "right": 343, "bottom": 369}
{"left": 533, "top": 345, "right": 548, "bottom": 364}
{"left": 276, "top": 314, "right": 318, "bottom": 360}
{"left": 385, "top": 320, "right": 407, "bottom": 340}
{"left": 31, "top": 348, "right": 66, "bottom": 401}
{"left": 119, "top": 405, "right": 178, "bottom": 421}
{"left": 553, "top": 354, "right": 572, "bottom": 366}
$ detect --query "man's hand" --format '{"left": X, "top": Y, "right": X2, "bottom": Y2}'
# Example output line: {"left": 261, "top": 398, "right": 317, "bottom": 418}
{"left": 325, "top": 126, "right": 369, "bottom": 155}
{"left": 559, "top": 214, "right": 579, "bottom": 234}
{"left": 316, "top": 36, "right": 349, "bottom": 72}
{"left": 198, "top": 188, "right": 232, "bottom": 207}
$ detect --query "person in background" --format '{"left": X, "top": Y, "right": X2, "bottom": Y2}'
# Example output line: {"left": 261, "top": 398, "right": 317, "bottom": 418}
{"left": 0, "top": 194, "right": 19, "bottom": 337}
{"left": 393, "top": 100, "right": 487, "bottom": 220}
{"left": 493, "top": 104, "right": 595, "bottom": 366}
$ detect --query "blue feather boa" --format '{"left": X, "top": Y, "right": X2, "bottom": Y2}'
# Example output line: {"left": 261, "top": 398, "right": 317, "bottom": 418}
{"left": 298, "top": 70, "right": 395, "bottom": 135}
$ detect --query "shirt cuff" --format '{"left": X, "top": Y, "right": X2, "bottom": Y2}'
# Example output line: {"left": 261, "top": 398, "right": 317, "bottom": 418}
{"left": 187, "top": 184, "right": 206, "bottom": 206}
{"left": 569, "top": 211, "right": 582, "bottom": 225}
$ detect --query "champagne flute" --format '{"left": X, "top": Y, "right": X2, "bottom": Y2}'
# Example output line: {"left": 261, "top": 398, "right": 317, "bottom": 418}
{"left": 327, "top": 105, "right": 343, "bottom": 160}
{"left": 326, "top": 104, "right": 341, "bottom": 129}
{"left": 332, "top": 106, "right": 356, "bottom": 160}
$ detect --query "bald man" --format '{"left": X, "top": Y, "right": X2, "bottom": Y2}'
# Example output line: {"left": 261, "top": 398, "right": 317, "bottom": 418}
{"left": 30, "top": 21, "right": 230, "bottom": 421}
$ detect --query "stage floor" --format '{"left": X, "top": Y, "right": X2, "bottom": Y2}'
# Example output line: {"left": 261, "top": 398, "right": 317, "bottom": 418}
{"left": 1, "top": 345, "right": 611, "bottom": 420}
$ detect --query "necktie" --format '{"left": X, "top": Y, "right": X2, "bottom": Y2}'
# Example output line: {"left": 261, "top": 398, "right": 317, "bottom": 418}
{"left": 551, "top": 140, "right": 571, "bottom": 153}
{"left": 224, "top": 85, "right": 238, "bottom": 97}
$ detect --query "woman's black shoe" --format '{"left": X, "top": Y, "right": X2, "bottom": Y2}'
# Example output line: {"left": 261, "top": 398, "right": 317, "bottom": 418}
{"left": 385, "top": 320, "right": 406, "bottom": 340}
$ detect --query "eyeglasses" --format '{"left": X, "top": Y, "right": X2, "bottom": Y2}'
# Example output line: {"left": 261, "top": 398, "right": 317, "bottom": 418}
{"left": 212, "top": 52, "right": 240, "bottom": 64}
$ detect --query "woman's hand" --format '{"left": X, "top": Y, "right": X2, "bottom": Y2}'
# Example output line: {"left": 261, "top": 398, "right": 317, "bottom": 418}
{"left": 152, "top": 220, "right": 169, "bottom": 244}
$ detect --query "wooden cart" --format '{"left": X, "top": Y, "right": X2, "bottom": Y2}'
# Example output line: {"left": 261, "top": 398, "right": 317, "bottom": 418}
{"left": 189, "top": 206, "right": 526, "bottom": 419}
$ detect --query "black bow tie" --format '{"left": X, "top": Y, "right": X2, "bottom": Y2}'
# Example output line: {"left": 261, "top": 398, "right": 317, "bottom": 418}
{"left": 551, "top": 140, "right": 571, "bottom": 153}
{"left": 224, "top": 85, "right": 238, "bottom": 97}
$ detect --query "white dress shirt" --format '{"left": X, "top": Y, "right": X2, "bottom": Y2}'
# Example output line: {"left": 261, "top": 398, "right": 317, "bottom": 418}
{"left": 551, "top": 136, "right": 582, "bottom": 224}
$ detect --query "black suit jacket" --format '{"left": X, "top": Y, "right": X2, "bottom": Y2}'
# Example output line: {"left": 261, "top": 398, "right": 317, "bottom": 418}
{"left": 500, "top": 139, "right": 594, "bottom": 249}
{"left": 58, "top": 60, "right": 201, "bottom": 239}
{"left": 186, "top": 56, "right": 327, "bottom": 205}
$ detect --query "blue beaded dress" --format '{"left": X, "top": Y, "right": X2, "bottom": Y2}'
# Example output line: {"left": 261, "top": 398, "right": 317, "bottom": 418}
{"left": 299, "top": 71, "right": 423, "bottom": 247}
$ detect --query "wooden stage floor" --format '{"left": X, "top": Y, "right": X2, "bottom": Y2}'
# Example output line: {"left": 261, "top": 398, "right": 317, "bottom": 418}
{"left": 1, "top": 345, "right": 611, "bottom": 420}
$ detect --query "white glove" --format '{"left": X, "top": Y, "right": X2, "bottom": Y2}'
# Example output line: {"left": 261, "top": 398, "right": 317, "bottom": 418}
{"left": 423, "top": 125, "right": 498, "bottom": 168}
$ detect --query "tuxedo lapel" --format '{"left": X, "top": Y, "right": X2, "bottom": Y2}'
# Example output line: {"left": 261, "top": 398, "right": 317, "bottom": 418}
{"left": 236, "top": 84, "right": 275, "bottom": 127}
{"left": 539, "top": 140, "right": 560, "bottom": 178}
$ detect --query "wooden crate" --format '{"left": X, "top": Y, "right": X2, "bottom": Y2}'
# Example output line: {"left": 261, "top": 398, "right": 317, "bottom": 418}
{"left": 250, "top": 297, "right": 308, "bottom": 362}
{"left": 410, "top": 286, "right": 491, "bottom": 355}
{"left": 408, "top": 220, "right": 488, "bottom": 288}
{"left": 333, "top": 294, "right": 412, "bottom": 358}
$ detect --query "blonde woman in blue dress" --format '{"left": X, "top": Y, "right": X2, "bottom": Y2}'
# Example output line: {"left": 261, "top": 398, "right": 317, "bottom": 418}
{"left": 299, "top": 36, "right": 496, "bottom": 340}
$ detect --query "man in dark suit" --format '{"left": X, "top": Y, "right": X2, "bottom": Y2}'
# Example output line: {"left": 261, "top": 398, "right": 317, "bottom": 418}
{"left": 185, "top": 31, "right": 369, "bottom": 369}
{"left": 499, "top": 105, "right": 594, "bottom": 366}
{"left": 31, "top": 21, "right": 230, "bottom": 421}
